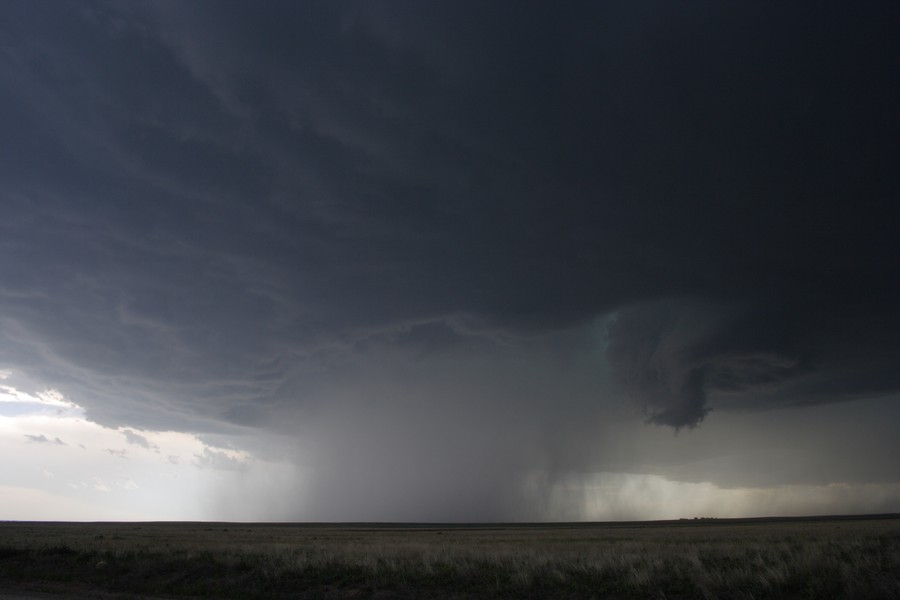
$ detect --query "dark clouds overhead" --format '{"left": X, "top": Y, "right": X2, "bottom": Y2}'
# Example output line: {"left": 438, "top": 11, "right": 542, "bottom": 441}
{"left": 0, "top": 0, "right": 898, "bottom": 517}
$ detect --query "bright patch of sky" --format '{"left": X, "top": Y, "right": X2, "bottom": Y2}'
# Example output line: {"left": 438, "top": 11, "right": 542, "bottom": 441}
{"left": 0, "top": 375, "right": 293, "bottom": 521}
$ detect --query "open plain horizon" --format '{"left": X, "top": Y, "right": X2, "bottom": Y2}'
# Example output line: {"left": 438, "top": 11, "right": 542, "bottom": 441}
{"left": 2, "top": 514, "right": 899, "bottom": 599}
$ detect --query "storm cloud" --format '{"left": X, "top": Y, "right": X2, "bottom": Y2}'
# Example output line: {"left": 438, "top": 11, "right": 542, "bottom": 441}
{"left": 0, "top": 1, "right": 898, "bottom": 520}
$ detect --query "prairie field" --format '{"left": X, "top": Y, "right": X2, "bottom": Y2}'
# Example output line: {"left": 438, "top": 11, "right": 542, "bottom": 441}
{"left": 0, "top": 516, "right": 898, "bottom": 599}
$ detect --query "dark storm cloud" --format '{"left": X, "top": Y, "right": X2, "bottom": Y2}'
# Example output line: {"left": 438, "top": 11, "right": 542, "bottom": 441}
{"left": 606, "top": 292, "right": 900, "bottom": 428}
{"left": 193, "top": 447, "right": 246, "bottom": 472}
{"left": 122, "top": 429, "right": 157, "bottom": 450}
{"left": 0, "top": 0, "right": 898, "bottom": 516}
{"left": 24, "top": 434, "right": 67, "bottom": 446}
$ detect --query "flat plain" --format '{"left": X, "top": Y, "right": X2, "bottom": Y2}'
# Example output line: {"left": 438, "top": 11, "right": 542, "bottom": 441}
{"left": 1, "top": 515, "right": 898, "bottom": 599}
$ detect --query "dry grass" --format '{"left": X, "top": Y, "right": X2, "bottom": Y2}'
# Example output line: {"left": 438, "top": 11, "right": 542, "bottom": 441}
{"left": 1, "top": 517, "right": 898, "bottom": 598}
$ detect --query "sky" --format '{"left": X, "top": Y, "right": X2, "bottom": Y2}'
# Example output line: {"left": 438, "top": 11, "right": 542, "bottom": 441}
{"left": 1, "top": 0, "right": 898, "bottom": 522}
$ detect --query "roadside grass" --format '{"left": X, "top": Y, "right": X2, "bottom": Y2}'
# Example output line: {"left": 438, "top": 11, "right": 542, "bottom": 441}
{"left": 0, "top": 518, "right": 898, "bottom": 598}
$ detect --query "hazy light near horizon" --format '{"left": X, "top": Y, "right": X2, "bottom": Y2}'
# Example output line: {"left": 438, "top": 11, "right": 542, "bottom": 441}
{"left": 0, "top": 381, "right": 289, "bottom": 521}
{"left": 532, "top": 472, "right": 900, "bottom": 522}
{"left": 3, "top": 381, "right": 898, "bottom": 522}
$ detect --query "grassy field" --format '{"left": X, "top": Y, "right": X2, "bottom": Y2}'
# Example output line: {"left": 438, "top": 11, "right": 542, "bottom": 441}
{"left": 1, "top": 516, "right": 898, "bottom": 599}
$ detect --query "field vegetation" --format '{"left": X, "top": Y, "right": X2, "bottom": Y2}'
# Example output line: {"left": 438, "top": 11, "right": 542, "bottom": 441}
{"left": 1, "top": 516, "right": 898, "bottom": 599}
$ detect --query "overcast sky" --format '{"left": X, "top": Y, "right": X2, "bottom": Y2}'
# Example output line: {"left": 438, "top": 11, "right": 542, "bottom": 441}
{"left": 1, "top": 0, "right": 898, "bottom": 522}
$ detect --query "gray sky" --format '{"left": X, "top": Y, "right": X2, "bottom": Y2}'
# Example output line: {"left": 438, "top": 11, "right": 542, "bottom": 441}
{"left": 1, "top": 0, "right": 898, "bottom": 521}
